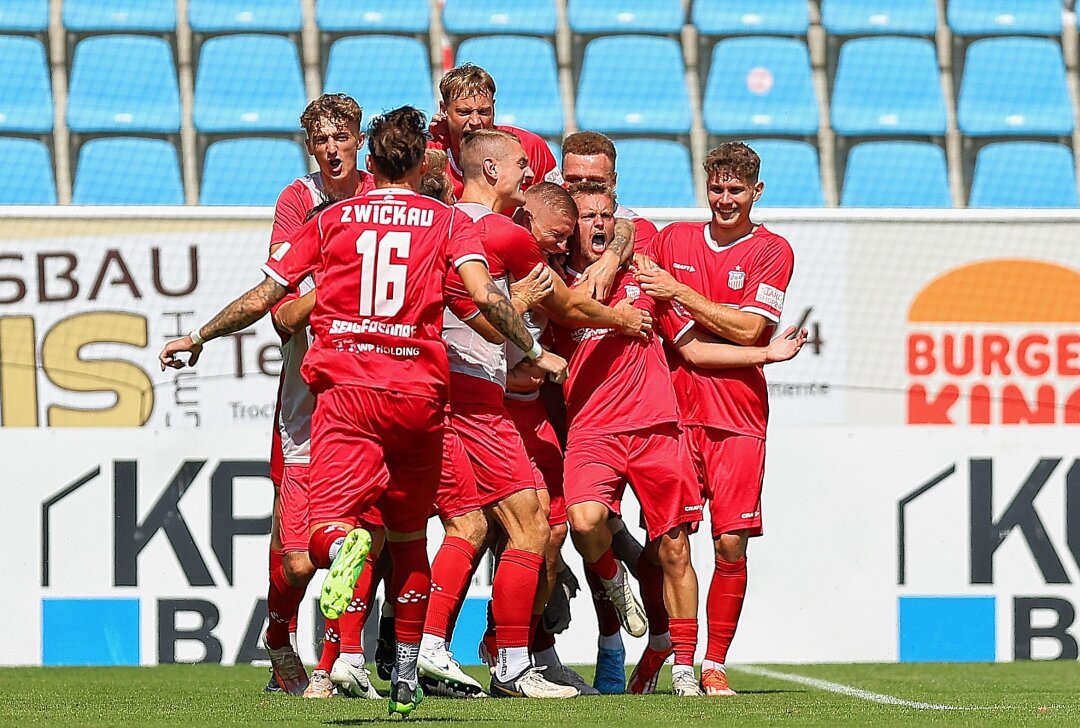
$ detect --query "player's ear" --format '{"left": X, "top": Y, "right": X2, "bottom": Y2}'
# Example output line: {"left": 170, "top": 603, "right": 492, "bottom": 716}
{"left": 304, "top": 136, "right": 315, "bottom": 155}
{"left": 366, "top": 155, "right": 376, "bottom": 175}
{"left": 753, "top": 180, "right": 764, "bottom": 201}
{"left": 483, "top": 156, "right": 498, "bottom": 180}
{"left": 418, "top": 155, "right": 430, "bottom": 176}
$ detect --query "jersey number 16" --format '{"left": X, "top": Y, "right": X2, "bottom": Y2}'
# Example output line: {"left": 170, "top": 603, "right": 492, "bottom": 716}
{"left": 356, "top": 230, "right": 410, "bottom": 317}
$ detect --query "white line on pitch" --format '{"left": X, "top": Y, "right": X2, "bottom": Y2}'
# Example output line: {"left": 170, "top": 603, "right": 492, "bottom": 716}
{"left": 732, "top": 665, "right": 1008, "bottom": 711}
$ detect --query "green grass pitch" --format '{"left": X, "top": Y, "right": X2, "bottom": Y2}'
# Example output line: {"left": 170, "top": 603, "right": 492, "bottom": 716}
{"left": 2, "top": 662, "right": 1078, "bottom": 726}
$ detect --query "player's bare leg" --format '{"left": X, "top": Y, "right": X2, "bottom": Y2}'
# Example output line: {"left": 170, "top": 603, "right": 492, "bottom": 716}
{"left": 652, "top": 526, "right": 701, "bottom": 697}
{"left": 419, "top": 510, "right": 488, "bottom": 697}
{"left": 702, "top": 529, "right": 750, "bottom": 696}
{"left": 265, "top": 496, "right": 308, "bottom": 695}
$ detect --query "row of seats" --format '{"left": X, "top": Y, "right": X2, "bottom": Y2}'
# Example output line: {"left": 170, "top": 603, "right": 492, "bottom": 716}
{"left": 2, "top": 1, "right": 1075, "bottom": 38}
{"left": 3, "top": 134, "right": 1074, "bottom": 208}
{"left": 4, "top": 31, "right": 1072, "bottom": 141}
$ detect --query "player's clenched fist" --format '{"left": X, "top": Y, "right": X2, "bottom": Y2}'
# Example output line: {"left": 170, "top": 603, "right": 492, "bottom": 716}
{"left": 534, "top": 348, "right": 569, "bottom": 384}
{"left": 159, "top": 335, "right": 203, "bottom": 370}
{"left": 613, "top": 298, "right": 653, "bottom": 339}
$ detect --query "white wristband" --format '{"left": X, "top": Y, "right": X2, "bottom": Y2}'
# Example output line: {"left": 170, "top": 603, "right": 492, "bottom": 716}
{"left": 189, "top": 328, "right": 206, "bottom": 345}
{"left": 525, "top": 340, "right": 543, "bottom": 361}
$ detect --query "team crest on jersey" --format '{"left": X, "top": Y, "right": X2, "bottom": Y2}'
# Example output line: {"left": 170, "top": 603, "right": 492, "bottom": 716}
{"left": 624, "top": 284, "right": 641, "bottom": 301}
{"left": 728, "top": 266, "right": 746, "bottom": 290}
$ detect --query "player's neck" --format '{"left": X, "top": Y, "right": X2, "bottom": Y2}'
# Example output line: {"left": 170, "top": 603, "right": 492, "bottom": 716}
{"left": 322, "top": 171, "right": 362, "bottom": 201}
{"left": 373, "top": 176, "right": 420, "bottom": 192}
{"left": 708, "top": 219, "right": 757, "bottom": 247}
{"left": 458, "top": 182, "right": 510, "bottom": 212}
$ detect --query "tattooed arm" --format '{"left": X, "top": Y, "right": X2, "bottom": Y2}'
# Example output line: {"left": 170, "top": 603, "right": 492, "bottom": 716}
{"left": 159, "top": 276, "right": 287, "bottom": 370}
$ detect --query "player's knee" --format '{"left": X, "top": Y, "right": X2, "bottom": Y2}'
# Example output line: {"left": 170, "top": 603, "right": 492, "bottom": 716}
{"left": 658, "top": 530, "right": 692, "bottom": 573}
{"left": 567, "top": 504, "right": 605, "bottom": 537}
{"left": 446, "top": 510, "right": 488, "bottom": 551}
{"left": 549, "top": 522, "right": 568, "bottom": 552}
{"left": 713, "top": 532, "right": 747, "bottom": 562}
{"left": 282, "top": 551, "right": 316, "bottom": 587}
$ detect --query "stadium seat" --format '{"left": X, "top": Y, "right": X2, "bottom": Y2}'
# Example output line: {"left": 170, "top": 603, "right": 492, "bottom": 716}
{"left": 63, "top": 0, "right": 177, "bottom": 33}
{"left": 831, "top": 37, "right": 945, "bottom": 137}
{"left": 614, "top": 139, "right": 695, "bottom": 208}
{"left": 948, "top": 0, "right": 1061, "bottom": 37}
{"left": 567, "top": 0, "right": 684, "bottom": 35}
{"left": 456, "top": 36, "right": 562, "bottom": 137}
{"left": 0, "top": 137, "right": 55, "bottom": 204}
{"left": 67, "top": 36, "right": 181, "bottom": 134}
{"left": 692, "top": 0, "right": 809, "bottom": 37}
{"left": 969, "top": 142, "right": 1078, "bottom": 208}
{"left": 72, "top": 137, "right": 184, "bottom": 205}
{"left": 0, "top": 36, "right": 53, "bottom": 134}
{"left": 747, "top": 139, "right": 824, "bottom": 207}
{"left": 841, "top": 141, "right": 951, "bottom": 207}
{"left": 323, "top": 36, "right": 434, "bottom": 121}
{"left": 316, "top": 0, "right": 429, "bottom": 35}
{"left": 703, "top": 37, "right": 817, "bottom": 138}
{"left": 821, "top": 0, "right": 937, "bottom": 36}
{"left": 194, "top": 35, "right": 305, "bottom": 133}
{"left": 0, "top": 1, "right": 49, "bottom": 34}
{"left": 442, "top": 0, "right": 557, "bottom": 37}
{"left": 200, "top": 138, "right": 306, "bottom": 205}
{"left": 957, "top": 38, "right": 1073, "bottom": 137}
{"left": 576, "top": 35, "right": 691, "bottom": 135}
{"left": 188, "top": 0, "right": 302, "bottom": 34}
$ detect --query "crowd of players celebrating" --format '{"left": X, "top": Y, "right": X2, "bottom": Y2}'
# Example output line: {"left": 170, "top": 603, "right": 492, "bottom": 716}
{"left": 159, "top": 63, "right": 807, "bottom": 717}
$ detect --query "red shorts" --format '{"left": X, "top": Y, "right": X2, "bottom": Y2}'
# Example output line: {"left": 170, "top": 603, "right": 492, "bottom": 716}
{"left": 685, "top": 425, "right": 765, "bottom": 538}
{"left": 280, "top": 463, "right": 382, "bottom": 551}
{"left": 309, "top": 386, "right": 443, "bottom": 534}
{"left": 564, "top": 423, "right": 703, "bottom": 541}
{"left": 505, "top": 397, "right": 566, "bottom": 526}
{"left": 433, "top": 420, "right": 483, "bottom": 520}
{"left": 450, "top": 400, "right": 538, "bottom": 508}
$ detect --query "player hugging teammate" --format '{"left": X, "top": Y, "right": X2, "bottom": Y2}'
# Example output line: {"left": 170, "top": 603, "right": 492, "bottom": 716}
{"left": 158, "top": 61, "right": 806, "bottom": 715}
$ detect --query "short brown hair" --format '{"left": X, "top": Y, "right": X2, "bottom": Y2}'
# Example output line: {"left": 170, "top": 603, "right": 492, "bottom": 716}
{"left": 562, "top": 131, "right": 616, "bottom": 165}
{"left": 566, "top": 180, "right": 616, "bottom": 208}
{"left": 439, "top": 63, "right": 496, "bottom": 103}
{"left": 460, "top": 128, "right": 521, "bottom": 179}
{"left": 300, "top": 93, "right": 362, "bottom": 137}
{"left": 367, "top": 106, "right": 429, "bottom": 181}
{"left": 524, "top": 181, "right": 578, "bottom": 222}
{"left": 419, "top": 148, "right": 454, "bottom": 204}
{"left": 704, "top": 142, "right": 760, "bottom": 183}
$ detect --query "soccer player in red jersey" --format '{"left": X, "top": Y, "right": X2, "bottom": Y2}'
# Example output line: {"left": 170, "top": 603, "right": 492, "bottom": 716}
{"left": 263, "top": 94, "right": 379, "bottom": 699}
{"left": 636, "top": 142, "right": 797, "bottom": 696}
{"left": 159, "top": 106, "right": 568, "bottom": 717}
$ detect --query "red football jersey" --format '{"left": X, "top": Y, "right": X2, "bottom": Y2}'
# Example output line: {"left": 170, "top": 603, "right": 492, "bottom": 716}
{"left": 262, "top": 187, "right": 486, "bottom": 401}
{"left": 615, "top": 203, "right": 659, "bottom": 253}
{"left": 270, "top": 171, "right": 376, "bottom": 245}
{"left": 550, "top": 267, "right": 693, "bottom": 440}
{"left": 429, "top": 124, "right": 562, "bottom": 203}
{"left": 648, "top": 222, "right": 795, "bottom": 438}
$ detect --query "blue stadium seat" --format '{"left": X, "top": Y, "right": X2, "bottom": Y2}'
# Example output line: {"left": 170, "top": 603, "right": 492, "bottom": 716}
{"left": 200, "top": 138, "right": 306, "bottom": 205}
{"left": 456, "top": 36, "right": 562, "bottom": 137}
{"left": 189, "top": 0, "right": 301, "bottom": 34}
{"left": 841, "top": 141, "right": 951, "bottom": 207}
{"left": 317, "top": 0, "right": 429, "bottom": 35}
{"left": 576, "top": 35, "right": 691, "bottom": 135}
{"left": 614, "top": 139, "right": 695, "bottom": 208}
{"left": 567, "top": 0, "right": 684, "bottom": 35}
{"left": 0, "top": 37, "right": 52, "bottom": 134}
{"left": 969, "top": 142, "right": 1078, "bottom": 208}
{"left": 703, "top": 37, "right": 817, "bottom": 137}
{"left": 67, "top": 36, "right": 180, "bottom": 134}
{"left": 73, "top": 138, "right": 184, "bottom": 204}
{"left": 442, "top": 0, "right": 557, "bottom": 37}
{"left": 0, "top": 137, "right": 55, "bottom": 204}
{"left": 194, "top": 35, "right": 305, "bottom": 133}
{"left": 747, "top": 139, "right": 824, "bottom": 207}
{"left": 957, "top": 38, "right": 1073, "bottom": 137}
{"left": 948, "top": 0, "right": 1061, "bottom": 37}
{"left": 63, "top": 1, "right": 177, "bottom": 33}
{"left": 821, "top": 0, "right": 937, "bottom": 36}
{"left": 324, "top": 36, "right": 434, "bottom": 120}
{"left": 831, "top": 37, "right": 945, "bottom": 137}
{"left": 693, "top": 0, "right": 809, "bottom": 37}
{"left": 0, "top": 1, "right": 49, "bottom": 33}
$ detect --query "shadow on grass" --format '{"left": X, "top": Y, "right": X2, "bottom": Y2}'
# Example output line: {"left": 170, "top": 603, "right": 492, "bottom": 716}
{"left": 326, "top": 719, "right": 497, "bottom": 725}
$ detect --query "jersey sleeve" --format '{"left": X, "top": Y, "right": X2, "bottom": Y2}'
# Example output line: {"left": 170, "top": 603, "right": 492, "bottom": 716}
{"left": 632, "top": 216, "right": 659, "bottom": 254}
{"left": 270, "top": 183, "right": 308, "bottom": 245}
{"left": 533, "top": 142, "right": 562, "bottom": 185}
{"left": 443, "top": 268, "right": 479, "bottom": 321}
{"left": 501, "top": 226, "right": 545, "bottom": 280}
{"left": 739, "top": 237, "right": 795, "bottom": 322}
{"left": 654, "top": 298, "right": 695, "bottom": 344}
{"left": 446, "top": 208, "right": 488, "bottom": 269}
{"left": 262, "top": 213, "right": 322, "bottom": 289}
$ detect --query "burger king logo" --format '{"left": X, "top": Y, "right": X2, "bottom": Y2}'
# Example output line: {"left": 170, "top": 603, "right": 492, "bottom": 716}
{"left": 906, "top": 259, "right": 1080, "bottom": 425}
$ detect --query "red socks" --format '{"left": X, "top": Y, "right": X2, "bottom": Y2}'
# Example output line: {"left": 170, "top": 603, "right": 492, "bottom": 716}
{"left": 266, "top": 549, "right": 305, "bottom": 650}
{"left": 425, "top": 536, "right": 477, "bottom": 639}
{"left": 492, "top": 549, "right": 543, "bottom": 648}
{"left": 316, "top": 619, "right": 340, "bottom": 672}
{"left": 388, "top": 539, "right": 431, "bottom": 645}
{"left": 584, "top": 568, "right": 621, "bottom": 636}
{"left": 339, "top": 554, "right": 378, "bottom": 655}
{"left": 636, "top": 553, "right": 670, "bottom": 637}
{"left": 669, "top": 617, "right": 698, "bottom": 667}
{"left": 308, "top": 525, "right": 349, "bottom": 569}
{"left": 705, "top": 556, "right": 747, "bottom": 664}
{"left": 585, "top": 547, "right": 618, "bottom": 581}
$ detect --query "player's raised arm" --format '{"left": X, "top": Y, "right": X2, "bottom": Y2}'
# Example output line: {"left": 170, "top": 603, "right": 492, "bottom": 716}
{"left": 672, "top": 325, "right": 808, "bottom": 369}
{"left": 159, "top": 276, "right": 288, "bottom": 370}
